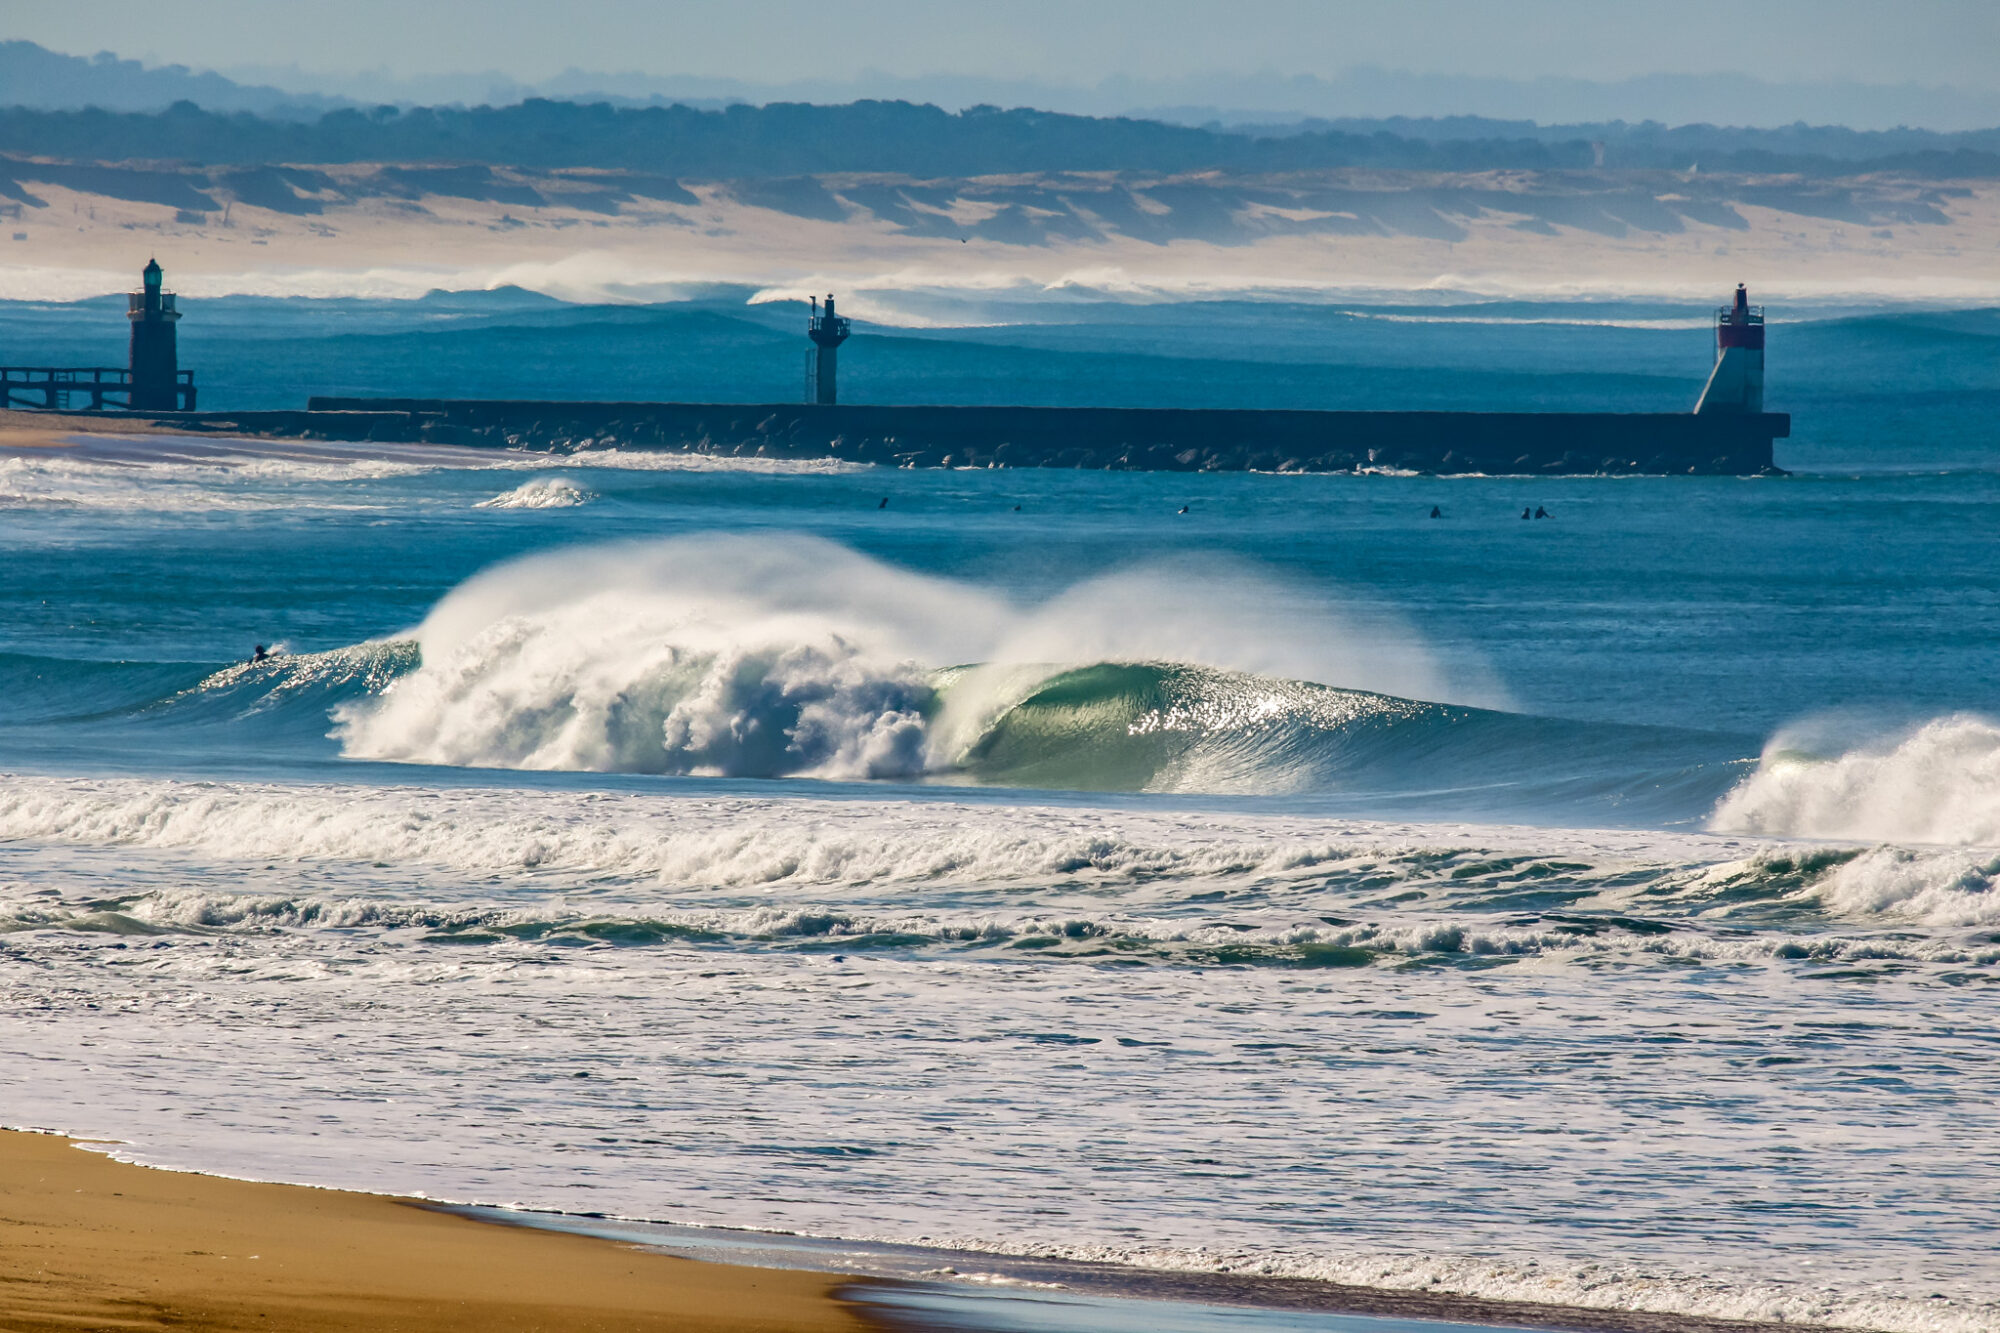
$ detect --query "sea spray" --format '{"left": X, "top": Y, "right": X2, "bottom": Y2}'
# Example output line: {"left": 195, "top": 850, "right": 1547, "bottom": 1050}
{"left": 1712, "top": 713, "right": 2000, "bottom": 844}
{"left": 474, "top": 477, "right": 595, "bottom": 509}
{"left": 334, "top": 533, "right": 1483, "bottom": 781}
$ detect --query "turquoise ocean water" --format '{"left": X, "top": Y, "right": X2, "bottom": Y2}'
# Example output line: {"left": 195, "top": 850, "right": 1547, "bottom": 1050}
{"left": 2, "top": 289, "right": 1999, "bottom": 1330}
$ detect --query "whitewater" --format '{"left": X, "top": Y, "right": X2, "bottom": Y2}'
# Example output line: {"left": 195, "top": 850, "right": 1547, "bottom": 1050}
{"left": 5, "top": 291, "right": 2000, "bottom": 1331}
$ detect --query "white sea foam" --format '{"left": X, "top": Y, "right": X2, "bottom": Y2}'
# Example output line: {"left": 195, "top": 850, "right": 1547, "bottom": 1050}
{"left": 548, "top": 448, "right": 866, "bottom": 474}
{"left": 920, "top": 1239, "right": 2000, "bottom": 1333}
{"left": 1712, "top": 715, "right": 2000, "bottom": 845}
{"left": 0, "top": 772, "right": 1712, "bottom": 892}
{"left": 2, "top": 824, "right": 1994, "bottom": 1333}
{"left": 2, "top": 767, "right": 1995, "bottom": 1330}
{"left": 0, "top": 453, "right": 284, "bottom": 511}
{"left": 0, "top": 436, "right": 867, "bottom": 515}
{"left": 474, "top": 477, "right": 594, "bottom": 509}
{"left": 1700, "top": 716, "right": 2000, "bottom": 927}
{"left": 1811, "top": 845, "right": 2000, "bottom": 928}
{"left": 14, "top": 769, "right": 1994, "bottom": 962}
{"left": 0, "top": 440, "right": 442, "bottom": 511}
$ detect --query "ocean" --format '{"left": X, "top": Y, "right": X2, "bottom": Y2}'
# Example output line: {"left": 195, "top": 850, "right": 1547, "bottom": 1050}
{"left": 3, "top": 286, "right": 1999, "bottom": 1331}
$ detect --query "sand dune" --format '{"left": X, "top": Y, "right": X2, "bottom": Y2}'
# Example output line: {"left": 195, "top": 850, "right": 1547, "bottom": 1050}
{"left": 2, "top": 165, "right": 1996, "bottom": 305}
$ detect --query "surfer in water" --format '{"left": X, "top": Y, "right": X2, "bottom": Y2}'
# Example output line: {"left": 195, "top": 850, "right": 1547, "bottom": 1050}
{"left": 1535, "top": 506, "right": 1550, "bottom": 519}
{"left": 1430, "top": 506, "right": 1442, "bottom": 518}
{"left": 250, "top": 644, "right": 269, "bottom": 663}
{"left": 1521, "top": 506, "right": 1532, "bottom": 520}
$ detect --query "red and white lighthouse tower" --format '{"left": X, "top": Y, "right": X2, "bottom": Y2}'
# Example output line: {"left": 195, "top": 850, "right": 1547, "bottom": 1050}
{"left": 1695, "top": 283, "right": 1764, "bottom": 414}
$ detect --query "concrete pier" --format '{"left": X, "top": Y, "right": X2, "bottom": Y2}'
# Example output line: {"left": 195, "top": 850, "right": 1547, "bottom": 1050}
{"left": 300, "top": 397, "right": 1790, "bottom": 474}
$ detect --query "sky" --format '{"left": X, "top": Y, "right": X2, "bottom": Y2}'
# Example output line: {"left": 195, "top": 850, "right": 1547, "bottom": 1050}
{"left": 12, "top": 0, "right": 1999, "bottom": 90}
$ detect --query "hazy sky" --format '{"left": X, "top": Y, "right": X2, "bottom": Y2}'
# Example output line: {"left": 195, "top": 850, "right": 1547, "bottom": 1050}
{"left": 14, "top": 0, "right": 2000, "bottom": 90}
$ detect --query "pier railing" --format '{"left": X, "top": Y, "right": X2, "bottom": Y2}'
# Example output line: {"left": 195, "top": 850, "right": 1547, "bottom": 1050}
{"left": 0, "top": 366, "right": 197, "bottom": 411}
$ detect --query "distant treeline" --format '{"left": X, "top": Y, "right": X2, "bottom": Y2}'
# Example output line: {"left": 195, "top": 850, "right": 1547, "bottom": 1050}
{"left": 1234, "top": 113, "right": 2000, "bottom": 173}
{"left": 2, "top": 99, "right": 1997, "bottom": 179}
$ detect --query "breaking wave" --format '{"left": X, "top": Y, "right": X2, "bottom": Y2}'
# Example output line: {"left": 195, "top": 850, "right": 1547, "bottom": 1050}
{"left": 474, "top": 477, "right": 595, "bottom": 509}
{"left": 5, "top": 533, "right": 1745, "bottom": 815}
{"left": 330, "top": 532, "right": 1475, "bottom": 786}
{"left": 1712, "top": 714, "right": 2000, "bottom": 846}
{"left": 8, "top": 773, "right": 2000, "bottom": 946}
{"left": 303, "top": 533, "right": 1737, "bottom": 814}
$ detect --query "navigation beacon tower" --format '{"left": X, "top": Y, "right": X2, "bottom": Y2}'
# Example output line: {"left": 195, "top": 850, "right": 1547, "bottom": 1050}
{"left": 806, "top": 294, "right": 851, "bottom": 405}
{"left": 128, "top": 258, "right": 184, "bottom": 411}
{"left": 1695, "top": 283, "right": 1764, "bottom": 414}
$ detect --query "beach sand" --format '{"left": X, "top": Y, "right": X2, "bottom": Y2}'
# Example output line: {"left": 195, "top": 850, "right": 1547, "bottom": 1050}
{"left": 0, "top": 410, "right": 185, "bottom": 449}
{"left": 0, "top": 1129, "right": 865, "bottom": 1332}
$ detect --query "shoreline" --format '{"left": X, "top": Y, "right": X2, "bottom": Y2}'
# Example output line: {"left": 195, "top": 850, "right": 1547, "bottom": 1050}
{"left": 0, "top": 1129, "right": 864, "bottom": 1332}
{"left": 458, "top": 1206, "right": 1848, "bottom": 1333}
{"left": 0, "top": 1127, "right": 1856, "bottom": 1333}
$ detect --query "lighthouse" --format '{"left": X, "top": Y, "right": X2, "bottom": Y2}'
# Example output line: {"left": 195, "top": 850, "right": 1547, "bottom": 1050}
{"left": 127, "top": 258, "right": 184, "bottom": 411}
{"left": 806, "top": 294, "right": 851, "bottom": 405}
{"left": 1695, "top": 283, "right": 1764, "bottom": 414}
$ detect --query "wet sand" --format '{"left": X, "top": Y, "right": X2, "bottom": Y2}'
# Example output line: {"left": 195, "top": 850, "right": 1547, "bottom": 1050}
{"left": 0, "top": 1129, "right": 864, "bottom": 1332}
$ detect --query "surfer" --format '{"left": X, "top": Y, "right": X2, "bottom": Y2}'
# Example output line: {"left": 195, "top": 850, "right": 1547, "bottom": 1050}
{"left": 250, "top": 644, "right": 269, "bottom": 663}
{"left": 1178, "top": 505, "right": 1190, "bottom": 514}
{"left": 1430, "top": 506, "right": 1442, "bottom": 518}
{"left": 878, "top": 497, "right": 888, "bottom": 509}
{"left": 1521, "top": 506, "right": 1532, "bottom": 520}
{"left": 1535, "top": 506, "right": 1550, "bottom": 519}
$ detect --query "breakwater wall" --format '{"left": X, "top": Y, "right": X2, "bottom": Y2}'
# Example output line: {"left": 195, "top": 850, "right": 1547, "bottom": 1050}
{"left": 55, "top": 399, "right": 1790, "bottom": 474}
{"left": 307, "top": 398, "right": 1787, "bottom": 474}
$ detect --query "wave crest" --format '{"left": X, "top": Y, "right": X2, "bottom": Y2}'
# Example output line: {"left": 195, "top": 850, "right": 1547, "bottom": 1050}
{"left": 1712, "top": 715, "right": 2000, "bottom": 844}
{"left": 339, "top": 609, "right": 934, "bottom": 779}
{"left": 333, "top": 532, "right": 1492, "bottom": 789}
{"left": 474, "top": 477, "right": 594, "bottom": 509}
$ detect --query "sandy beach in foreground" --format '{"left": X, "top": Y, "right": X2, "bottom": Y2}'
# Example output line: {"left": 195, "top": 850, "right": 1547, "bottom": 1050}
{"left": 0, "top": 1129, "right": 863, "bottom": 1333}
